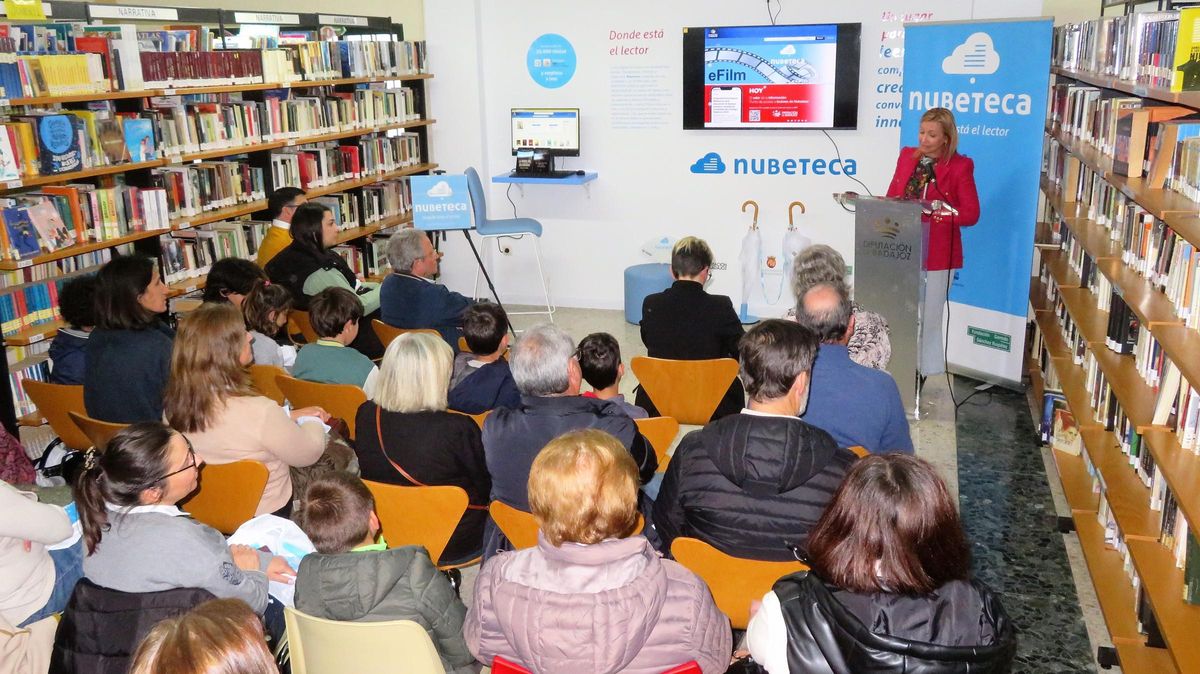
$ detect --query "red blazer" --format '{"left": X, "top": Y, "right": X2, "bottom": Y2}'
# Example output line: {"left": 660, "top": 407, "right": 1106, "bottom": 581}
{"left": 886, "top": 147, "right": 980, "bottom": 271}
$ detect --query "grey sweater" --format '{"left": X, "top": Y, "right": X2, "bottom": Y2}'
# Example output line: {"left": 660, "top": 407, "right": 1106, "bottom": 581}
{"left": 82, "top": 506, "right": 270, "bottom": 614}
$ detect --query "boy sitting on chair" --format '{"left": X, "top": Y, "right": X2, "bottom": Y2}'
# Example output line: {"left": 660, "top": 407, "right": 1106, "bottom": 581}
{"left": 292, "top": 287, "right": 379, "bottom": 396}
{"left": 292, "top": 473, "right": 477, "bottom": 674}
{"left": 577, "top": 332, "right": 647, "bottom": 419}
{"left": 447, "top": 303, "right": 520, "bottom": 414}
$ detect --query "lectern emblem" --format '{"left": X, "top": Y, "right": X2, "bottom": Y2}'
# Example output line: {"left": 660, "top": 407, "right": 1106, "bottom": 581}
{"left": 874, "top": 218, "right": 901, "bottom": 239}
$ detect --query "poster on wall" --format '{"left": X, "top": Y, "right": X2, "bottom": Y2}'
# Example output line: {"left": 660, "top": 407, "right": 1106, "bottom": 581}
{"left": 900, "top": 18, "right": 1052, "bottom": 386}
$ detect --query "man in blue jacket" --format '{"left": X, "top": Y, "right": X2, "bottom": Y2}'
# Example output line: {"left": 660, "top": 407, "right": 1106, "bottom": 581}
{"left": 380, "top": 229, "right": 473, "bottom": 350}
{"left": 799, "top": 280, "right": 914, "bottom": 454}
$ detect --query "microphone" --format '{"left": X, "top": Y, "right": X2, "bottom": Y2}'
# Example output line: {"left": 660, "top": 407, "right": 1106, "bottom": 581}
{"left": 920, "top": 155, "right": 934, "bottom": 200}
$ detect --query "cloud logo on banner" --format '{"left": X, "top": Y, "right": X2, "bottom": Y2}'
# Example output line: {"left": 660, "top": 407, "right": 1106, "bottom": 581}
{"left": 690, "top": 152, "right": 727, "bottom": 174}
{"left": 426, "top": 181, "right": 453, "bottom": 198}
{"left": 779, "top": 44, "right": 797, "bottom": 56}
{"left": 941, "top": 32, "right": 1000, "bottom": 82}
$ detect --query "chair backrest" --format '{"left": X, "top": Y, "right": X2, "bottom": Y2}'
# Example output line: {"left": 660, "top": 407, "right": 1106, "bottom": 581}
{"left": 179, "top": 461, "right": 269, "bottom": 535}
{"left": 289, "top": 310, "right": 319, "bottom": 344}
{"left": 670, "top": 536, "right": 807, "bottom": 629}
{"left": 449, "top": 408, "right": 491, "bottom": 430}
{"left": 248, "top": 364, "right": 288, "bottom": 405}
{"left": 848, "top": 445, "right": 869, "bottom": 458}
{"left": 630, "top": 357, "right": 740, "bottom": 425}
{"left": 634, "top": 416, "right": 680, "bottom": 472}
{"left": 372, "top": 319, "right": 439, "bottom": 349}
{"left": 66, "top": 411, "right": 128, "bottom": 450}
{"left": 364, "top": 481, "right": 468, "bottom": 565}
{"left": 285, "top": 607, "right": 446, "bottom": 674}
{"left": 275, "top": 375, "right": 367, "bottom": 440}
{"left": 661, "top": 663, "right": 702, "bottom": 674}
{"left": 465, "top": 166, "right": 488, "bottom": 229}
{"left": 492, "top": 656, "right": 533, "bottom": 674}
{"left": 490, "top": 501, "right": 644, "bottom": 550}
{"left": 23, "top": 380, "right": 90, "bottom": 451}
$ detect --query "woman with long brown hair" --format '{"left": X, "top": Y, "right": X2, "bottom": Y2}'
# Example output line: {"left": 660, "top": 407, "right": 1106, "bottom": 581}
{"left": 746, "top": 454, "right": 1015, "bottom": 673}
{"left": 163, "top": 303, "right": 328, "bottom": 517}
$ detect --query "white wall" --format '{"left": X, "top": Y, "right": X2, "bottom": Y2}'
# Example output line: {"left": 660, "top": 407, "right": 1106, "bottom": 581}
{"left": 426, "top": 0, "right": 1043, "bottom": 313}
{"left": 1039, "top": 0, "right": 1100, "bottom": 25}
{"left": 117, "top": 0, "right": 425, "bottom": 38}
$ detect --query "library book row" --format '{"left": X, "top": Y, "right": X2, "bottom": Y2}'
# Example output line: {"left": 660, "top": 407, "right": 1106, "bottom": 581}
{"left": 1052, "top": 8, "right": 1200, "bottom": 94}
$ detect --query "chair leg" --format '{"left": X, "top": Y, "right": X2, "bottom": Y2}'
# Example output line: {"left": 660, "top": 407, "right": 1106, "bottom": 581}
{"left": 532, "top": 237, "right": 555, "bottom": 321}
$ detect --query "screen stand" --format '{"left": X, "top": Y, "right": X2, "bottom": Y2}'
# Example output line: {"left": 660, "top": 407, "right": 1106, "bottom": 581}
{"left": 463, "top": 231, "right": 517, "bottom": 337}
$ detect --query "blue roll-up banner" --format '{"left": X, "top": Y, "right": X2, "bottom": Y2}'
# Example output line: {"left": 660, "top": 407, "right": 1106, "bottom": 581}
{"left": 901, "top": 18, "right": 1052, "bottom": 386}
{"left": 412, "top": 175, "right": 474, "bottom": 231}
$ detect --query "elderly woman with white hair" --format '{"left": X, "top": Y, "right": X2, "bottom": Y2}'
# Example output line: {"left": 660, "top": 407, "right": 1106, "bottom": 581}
{"left": 379, "top": 228, "right": 474, "bottom": 351}
{"left": 353, "top": 331, "right": 491, "bottom": 566}
{"left": 786, "top": 245, "right": 892, "bottom": 370}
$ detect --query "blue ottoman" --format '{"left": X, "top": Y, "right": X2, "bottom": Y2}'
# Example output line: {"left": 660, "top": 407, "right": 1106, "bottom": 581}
{"left": 624, "top": 263, "right": 673, "bottom": 324}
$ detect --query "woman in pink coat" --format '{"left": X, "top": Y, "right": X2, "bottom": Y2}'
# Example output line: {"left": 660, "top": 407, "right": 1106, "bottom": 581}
{"left": 465, "top": 429, "right": 732, "bottom": 674}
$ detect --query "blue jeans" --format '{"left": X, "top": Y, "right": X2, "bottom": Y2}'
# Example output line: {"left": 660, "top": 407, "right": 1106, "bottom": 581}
{"left": 18, "top": 539, "right": 83, "bottom": 627}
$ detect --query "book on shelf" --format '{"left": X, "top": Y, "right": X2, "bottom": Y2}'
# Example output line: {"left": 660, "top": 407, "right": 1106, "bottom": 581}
{"left": 7, "top": 341, "right": 50, "bottom": 418}
{"left": 1146, "top": 120, "right": 1200, "bottom": 190}
{"left": 1172, "top": 8, "right": 1200, "bottom": 92}
{"left": 0, "top": 279, "right": 59, "bottom": 336}
{"left": 158, "top": 219, "right": 269, "bottom": 286}
{"left": 1051, "top": 407, "right": 1083, "bottom": 456}
{"left": 151, "top": 161, "right": 265, "bottom": 220}
{"left": 1185, "top": 531, "right": 1200, "bottom": 604}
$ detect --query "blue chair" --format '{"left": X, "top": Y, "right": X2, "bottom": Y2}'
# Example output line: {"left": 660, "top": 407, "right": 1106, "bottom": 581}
{"left": 464, "top": 167, "right": 554, "bottom": 321}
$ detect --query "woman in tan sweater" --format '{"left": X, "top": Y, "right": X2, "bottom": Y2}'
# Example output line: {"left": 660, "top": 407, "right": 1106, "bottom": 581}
{"left": 164, "top": 303, "right": 329, "bottom": 516}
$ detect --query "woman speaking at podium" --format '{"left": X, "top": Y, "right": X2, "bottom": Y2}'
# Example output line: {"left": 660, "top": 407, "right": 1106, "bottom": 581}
{"left": 885, "top": 107, "right": 979, "bottom": 380}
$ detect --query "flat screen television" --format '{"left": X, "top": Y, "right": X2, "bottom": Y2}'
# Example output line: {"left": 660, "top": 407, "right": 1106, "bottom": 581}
{"left": 682, "top": 23, "right": 862, "bottom": 130}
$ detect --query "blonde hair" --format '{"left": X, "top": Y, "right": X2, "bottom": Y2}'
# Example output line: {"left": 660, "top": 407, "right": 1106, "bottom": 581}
{"left": 129, "top": 599, "right": 276, "bottom": 674}
{"left": 921, "top": 107, "right": 958, "bottom": 160}
{"left": 671, "top": 236, "right": 714, "bottom": 278}
{"left": 164, "top": 303, "right": 253, "bottom": 433}
{"left": 528, "top": 429, "right": 639, "bottom": 546}
{"left": 373, "top": 332, "right": 452, "bottom": 413}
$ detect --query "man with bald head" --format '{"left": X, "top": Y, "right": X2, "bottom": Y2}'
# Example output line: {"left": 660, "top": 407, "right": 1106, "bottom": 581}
{"left": 797, "top": 280, "right": 913, "bottom": 454}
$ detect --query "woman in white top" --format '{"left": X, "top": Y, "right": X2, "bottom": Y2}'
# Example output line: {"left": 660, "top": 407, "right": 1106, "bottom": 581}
{"left": 0, "top": 481, "right": 78, "bottom": 628}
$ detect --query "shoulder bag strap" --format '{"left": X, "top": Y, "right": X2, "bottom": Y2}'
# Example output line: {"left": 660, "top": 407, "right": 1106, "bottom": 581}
{"left": 377, "top": 405, "right": 429, "bottom": 487}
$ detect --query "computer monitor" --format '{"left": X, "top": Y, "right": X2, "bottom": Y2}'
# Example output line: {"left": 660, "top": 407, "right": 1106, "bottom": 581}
{"left": 510, "top": 108, "right": 580, "bottom": 157}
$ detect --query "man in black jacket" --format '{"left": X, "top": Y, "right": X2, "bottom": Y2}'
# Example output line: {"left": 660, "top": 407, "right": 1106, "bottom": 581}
{"left": 482, "top": 323, "right": 656, "bottom": 556}
{"left": 652, "top": 319, "right": 856, "bottom": 562}
{"left": 637, "top": 236, "right": 745, "bottom": 420}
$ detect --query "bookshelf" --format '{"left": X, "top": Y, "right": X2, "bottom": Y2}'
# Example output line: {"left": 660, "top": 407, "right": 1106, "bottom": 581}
{"left": 1036, "top": 13, "right": 1200, "bottom": 669}
{"left": 0, "top": 2, "right": 434, "bottom": 433}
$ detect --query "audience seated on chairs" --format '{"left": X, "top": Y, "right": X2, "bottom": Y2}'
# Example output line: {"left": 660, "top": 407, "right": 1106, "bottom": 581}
{"left": 447, "top": 303, "right": 519, "bottom": 414}
{"left": 242, "top": 280, "right": 296, "bottom": 370}
{"left": 482, "top": 324, "right": 655, "bottom": 557}
{"left": 200, "top": 257, "right": 267, "bottom": 310}
{"left": 577, "top": 332, "right": 648, "bottom": 419}
{"left": 129, "top": 598, "right": 277, "bottom": 674}
{"left": 291, "top": 473, "right": 476, "bottom": 674}
{"left": 264, "top": 201, "right": 383, "bottom": 358}
{"left": 747, "top": 455, "right": 1016, "bottom": 673}
{"left": 466, "top": 430, "right": 731, "bottom": 674}
{"left": 255, "top": 186, "right": 307, "bottom": 270}
{"left": 652, "top": 320, "right": 856, "bottom": 562}
{"left": 164, "top": 304, "right": 329, "bottom": 518}
{"left": 787, "top": 245, "right": 892, "bottom": 370}
{"left": 84, "top": 255, "right": 174, "bottom": 424}
{"left": 379, "top": 228, "right": 473, "bottom": 351}
{"left": 637, "top": 236, "right": 745, "bottom": 422}
{"left": 0, "top": 481, "right": 81, "bottom": 634}
{"left": 47, "top": 275, "right": 96, "bottom": 386}
{"left": 292, "top": 287, "right": 380, "bottom": 396}
{"left": 797, "top": 280, "right": 913, "bottom": 454}
{"left": 353, "top": 332, "right": 490, "bottom": 566}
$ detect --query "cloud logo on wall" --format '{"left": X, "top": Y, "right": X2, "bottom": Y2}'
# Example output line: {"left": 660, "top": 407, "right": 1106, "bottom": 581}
{"left": 779, "top": 44, "right": 797, "bottom": 55}
{"left": 941, "top": 32, "right": 1000, "bottom": 79}
{"left": 690, "top": 152, "right": 727, "bottom": 174}
{"left": 426, "top": 181, "right": 454, "bottom": 198}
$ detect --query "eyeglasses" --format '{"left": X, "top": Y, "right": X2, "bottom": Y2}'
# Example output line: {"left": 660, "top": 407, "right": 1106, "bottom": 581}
{"left": 148, "top": 436, "right": 197, "bottom": 484}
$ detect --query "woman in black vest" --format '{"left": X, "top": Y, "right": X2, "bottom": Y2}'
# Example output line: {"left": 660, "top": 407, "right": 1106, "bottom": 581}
{"left": 745, "top": 454, "right": 1015, "bottom": 673}
{"left": 264, "top": 202, "right": 383, "bottom": 358}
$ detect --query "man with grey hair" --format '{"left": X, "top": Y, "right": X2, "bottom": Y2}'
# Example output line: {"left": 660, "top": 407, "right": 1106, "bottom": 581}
{"left": 379, "top": 228, "right": 473, "bottom": 350}
{"left": 481, "top": 323, "right": 655, "bottom": 557}
{"left": 797, "top": 280, "right": 913, "bottom": 454}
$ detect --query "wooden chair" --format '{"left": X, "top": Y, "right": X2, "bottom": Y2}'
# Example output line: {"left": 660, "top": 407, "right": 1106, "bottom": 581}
{"left": 22, "top": 381, "right": 90, "bottom": 451}
{"left": 848, "top": 445, "right": 869, "bottom": 458}
{"left": 364, "top": 481, "right": 468, "bottom": 568}
{"left": 494, "top": 656, "right": 699, "bottom": 674}
{"left": 490, "top": 501, "right": 644, "bottom": 550}
{"left": 285, "top": 607, "right": 447, "bottom": 674}
{"left": 289, "top": 310, "right": 319, "bottom": 344}
{"left": 371, "top": 320, "right": 438, "bottom": 349}
{"left": 66, "top": 411, "right": 128, "bottom": 450}
{"left": 630, "top": 357, "right": 739, "bottom": 425}
{"left": 670, "top": 536, "right": 807, "bottom": 629}
{"left": 179, "top": 461, "right": 268, "bottom": 535}
{"left": 634, "top": 416, "right": 680, "bottom": 472}
{"left": 274, "top": 375, "right": 367, "bottom": 440}
{"left": 449, "top": 408, "right": 491, "bottom": 430}
{"left": 248, "top": 364, "right": 288, "bottom": 405}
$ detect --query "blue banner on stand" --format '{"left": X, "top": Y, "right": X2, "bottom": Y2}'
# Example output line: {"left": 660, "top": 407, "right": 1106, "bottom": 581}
{"left": 412, "top": 175, "right": 474, "bottom": 231}
{"left": 901, "top": 18, "right": 1051, "bottom": 385}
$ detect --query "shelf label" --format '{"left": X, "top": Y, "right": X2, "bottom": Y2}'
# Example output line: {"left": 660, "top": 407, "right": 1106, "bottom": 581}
{"left": 27, "top": 333, "right": 44, "bottom": 344}
{"left": 16, "top": 259, "right": 31, "bottom": 268}
{"left": 89, "top": 5, "right": 178, "bottom": 20}
{"left": 318, "top": 14, "right": 369, "bottom": 26}
{"left": 233, "top": 11, "right": 299, "bottom": 24}
{"left": 0, "top": 99, "right": 10, "bottom": 108}
{"left": 3, "top": 180, "right": 20, "bottom": 189}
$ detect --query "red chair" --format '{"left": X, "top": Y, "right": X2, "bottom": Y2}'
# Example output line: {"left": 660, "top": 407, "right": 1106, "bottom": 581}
{"left": 493, "top": 657, "right": 700, "bottom": 673}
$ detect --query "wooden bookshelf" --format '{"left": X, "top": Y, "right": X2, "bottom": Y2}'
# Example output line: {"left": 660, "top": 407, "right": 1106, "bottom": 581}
{"left": 1150, "top": 324, "right": 1200, "bottom": 391}
{"left": 1052, "top": 446, "right": 1101, "bottom": 513}
{"left": 173, "top": 118, "right": 436, "bottom": 163}
{"left": 1071, "top": 514, "right": 1145, "bottom": 643}
{"left": 306, "top": 162, "right": 438, "bottom": 199}
{"left": 1095, "top": 258, "right": 1181, "bottom": 328}
{"left": 5, "top": 320, "right": 64, "bottom": 347}
{"left": 1127, "top": 539, "right": 1200, "bottom": 672}
{"left": 1032, "top": 308, "right": 1070, "bottom": 358}
{"left": 1115, "top": 642, "right": 1178, "bottom": 674}
{"left": 1141, "top": 428, "right": 1200, "bottom": 540}
{"left": 0, "top": 227, "right": 167, "bottom": 271}
{"left": 0, "top": 264, "right": 103, "bottom": 296}
{"left": 7, "top": 352, "right": 48, "bottom": 374}
{"left": 1054, "top": 66, "right": 1200, "bottom": 120}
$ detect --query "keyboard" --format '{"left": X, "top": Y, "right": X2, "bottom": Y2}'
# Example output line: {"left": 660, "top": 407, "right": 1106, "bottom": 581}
{"left": 510, "top": 170, "right": 574, "bottom": 179}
